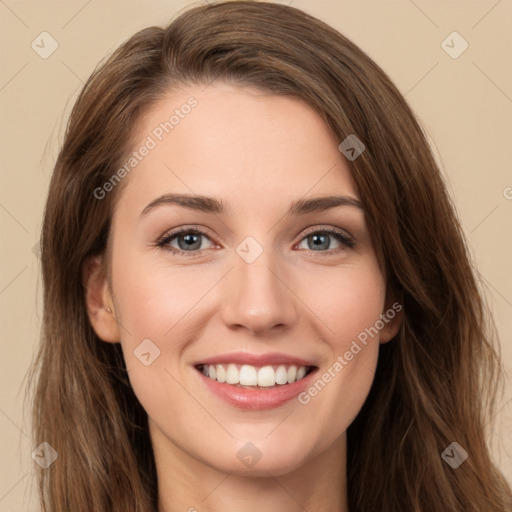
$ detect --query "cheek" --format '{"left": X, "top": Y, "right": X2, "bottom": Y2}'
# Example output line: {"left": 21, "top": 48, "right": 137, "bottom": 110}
{"left": 300, "top": 258, "right": 386, "bottom": 347}
{"left": 112, "top": 254, "right": 210, "bottom": 341}
{"left": 292, "top": 261, "right": 385, "bottom": 434}
{"left": 111, "top": 257, "right": 204, "bottom": 430}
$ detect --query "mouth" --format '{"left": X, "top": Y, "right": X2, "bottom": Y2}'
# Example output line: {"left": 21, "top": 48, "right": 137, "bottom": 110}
{"left": 195, "top": 363, "right": 317, "bottom": 389}
{"left": 193, "top": 352, "right": 319, "bottom": 410}
{"left": 194, "top": 359, "right": 319, "bottom": 410}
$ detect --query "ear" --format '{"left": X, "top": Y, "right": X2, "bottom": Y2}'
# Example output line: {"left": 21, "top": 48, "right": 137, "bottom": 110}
{"left": 379, "top": 299, "right": 403, "bottom": 344}
{"left": 82, "top": 255, "right": 120, "bottom": 343}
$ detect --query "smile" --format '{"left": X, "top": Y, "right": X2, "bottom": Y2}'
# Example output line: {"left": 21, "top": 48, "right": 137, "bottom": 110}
{"left": 193, "top": 352, "right": 319, "bottom": 410}
{"left": 196, "top": 363, "right": 314, "bottom": 388}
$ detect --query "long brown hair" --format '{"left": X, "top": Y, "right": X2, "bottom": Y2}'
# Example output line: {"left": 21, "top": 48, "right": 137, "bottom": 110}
{"left": 26, "top": 1, "right": 512, "bottom": 510}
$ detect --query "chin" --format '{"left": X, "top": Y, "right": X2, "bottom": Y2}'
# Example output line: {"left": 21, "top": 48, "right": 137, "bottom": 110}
{"left": 196, "top": 434, "right": 315, "bottom": 477}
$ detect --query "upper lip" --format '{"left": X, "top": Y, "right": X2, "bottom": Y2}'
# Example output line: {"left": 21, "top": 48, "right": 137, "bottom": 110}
{"left": 194, "top": 352, "right": 317, "bottom": 368}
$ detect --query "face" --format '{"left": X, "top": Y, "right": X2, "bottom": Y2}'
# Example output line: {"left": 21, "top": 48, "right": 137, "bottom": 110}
{"left": 86, "top": 82, "right": 401, "bottom": 477}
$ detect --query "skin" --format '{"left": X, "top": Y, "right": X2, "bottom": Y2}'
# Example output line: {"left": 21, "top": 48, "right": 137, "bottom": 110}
{"left": 85, "top": 82, "right": 402, "bottom": 512}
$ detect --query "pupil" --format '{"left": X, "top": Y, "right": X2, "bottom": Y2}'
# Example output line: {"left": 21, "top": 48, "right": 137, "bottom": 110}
{"left": 311, "top": 234, "right": 329, "bottom": 250}
{"left": 180, "top": 233, "right": 200, "bottom": 250}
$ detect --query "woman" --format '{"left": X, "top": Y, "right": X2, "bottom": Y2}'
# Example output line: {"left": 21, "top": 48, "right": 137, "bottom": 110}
{"left": 27, "top": 1, "right": 512, "bottom": 510}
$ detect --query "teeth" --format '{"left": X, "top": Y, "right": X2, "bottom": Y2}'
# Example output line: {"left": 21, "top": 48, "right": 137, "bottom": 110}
{"left": 200, "top": 363, "right": 311, "bottom": 387}
{"left": 296, "top": 366, "right": 307, "bottom": 380}
{"left": 287, "top": 365, "right": 297, "bottom": 383}
{"left": 257, "top": 366, "right": 275, "bottom": 387}
{"left": 240, "top": 365, "right": 258, "bottom": 385}
{"left": 275, "top": 365, "right": 288, "bottom": 385}
{"left": 216, "top": 364, "right": 226, "bottom": 383}
{"left": 226, "top": 363, "right": 239, "bottom": 384}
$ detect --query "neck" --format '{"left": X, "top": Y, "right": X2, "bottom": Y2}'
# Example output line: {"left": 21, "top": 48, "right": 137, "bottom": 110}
{"left": 151, "top": 421, "right": 349, "bottom": 512}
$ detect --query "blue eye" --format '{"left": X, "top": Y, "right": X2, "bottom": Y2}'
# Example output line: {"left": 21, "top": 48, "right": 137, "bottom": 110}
{"left": 156, "top": 226, "right": 355, "bottom": 257}
{"left": 157, "top": 228, "right": 215, "bottom": 256}
{"left": 297, "top": 227, "right": 355, "bottom": 251}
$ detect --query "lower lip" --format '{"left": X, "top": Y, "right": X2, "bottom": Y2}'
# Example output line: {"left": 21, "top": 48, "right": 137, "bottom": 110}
{"left": 196, "top": 367, "right": 318, "bottom": 410}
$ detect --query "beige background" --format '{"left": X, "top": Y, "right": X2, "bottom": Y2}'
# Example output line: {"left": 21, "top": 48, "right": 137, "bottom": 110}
{"left": 1, "top": 0, "right": 511, "bottom": 509}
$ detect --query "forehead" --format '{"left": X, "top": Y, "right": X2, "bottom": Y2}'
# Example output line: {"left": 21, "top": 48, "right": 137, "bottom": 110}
{"left": 116, "top": 82, "right": 359, "bottom": 215}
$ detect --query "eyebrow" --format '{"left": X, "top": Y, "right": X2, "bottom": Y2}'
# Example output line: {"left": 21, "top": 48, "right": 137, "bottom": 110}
{"left": 139, "top": 193, "right": 364, "bottom": 218}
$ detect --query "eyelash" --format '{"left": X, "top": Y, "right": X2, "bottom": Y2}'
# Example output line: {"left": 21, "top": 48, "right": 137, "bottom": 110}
{"left": 156, "top": 226, "right": 355, "bottom": 258}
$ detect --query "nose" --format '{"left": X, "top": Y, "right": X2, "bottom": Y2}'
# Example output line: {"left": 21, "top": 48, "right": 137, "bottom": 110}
{"left": 220, "top": 249, "right": 298, "bottom": 337}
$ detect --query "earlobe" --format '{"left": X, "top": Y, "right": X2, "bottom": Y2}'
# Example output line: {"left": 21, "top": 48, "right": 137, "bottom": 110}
{"left": 379, "top": 303, "right": 403, "bottom": 344}
{"left": 82, "top": 255, "right": 120, "bottom": 343}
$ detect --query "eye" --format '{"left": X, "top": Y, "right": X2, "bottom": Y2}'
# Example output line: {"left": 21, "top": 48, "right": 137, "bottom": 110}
{"left": 156, "top": 226, "right": 355, "bottom": 258}
{"left": 156, "top": 227, "right": 216, "bottom": 257}
{"left": 295, "top": 227, "right": 355, "bottom": 253}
